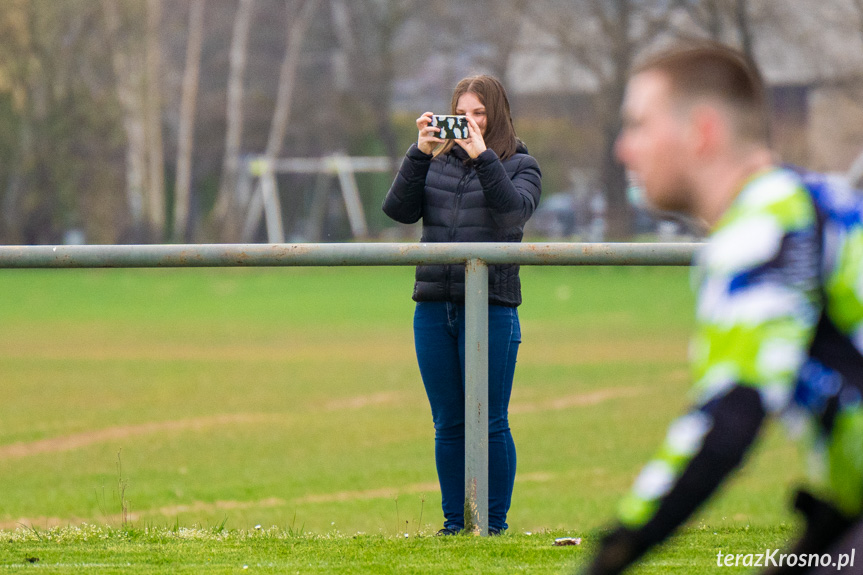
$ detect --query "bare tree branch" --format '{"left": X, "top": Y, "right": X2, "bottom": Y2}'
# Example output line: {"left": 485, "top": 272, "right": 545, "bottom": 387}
{"left": 525, "top": 1, "right": 606, "bottom": 84}
{"left": 146, "top": 0, "right": 165, "bottom": 238}
{"left": 213, "top": 0, "right": 255, "bottom": 240}
{"left": 264, "top": 0, "right": 320, "bottom": 159}
{"left": 243, "top": 0, "right": 320, "bottom": 242}
{"left": 102, "top": 0, "right": 148, "bottom": 237}
{"left": 173, "top": 0, "right": 206, "bottom": 242}
{"left": 733, "top": 0, "right": 755, "bottom": 61}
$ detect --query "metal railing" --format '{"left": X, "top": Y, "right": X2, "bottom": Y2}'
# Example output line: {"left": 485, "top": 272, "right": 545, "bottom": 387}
{"left": 0, "top": 241, "right": 700, "bottom": 535}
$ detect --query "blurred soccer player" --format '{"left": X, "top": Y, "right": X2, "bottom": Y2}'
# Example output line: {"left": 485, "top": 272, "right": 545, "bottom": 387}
{"left": 582, "top": 41, "right": 863, "bottom": 574}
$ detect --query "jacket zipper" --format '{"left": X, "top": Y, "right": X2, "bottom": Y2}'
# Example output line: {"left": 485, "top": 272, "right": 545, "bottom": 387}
{"left": 449, "top": 173, "right": 471, "bottom": 240}
{"left": 446, "top": 167, "right": 473, "bottom": 298}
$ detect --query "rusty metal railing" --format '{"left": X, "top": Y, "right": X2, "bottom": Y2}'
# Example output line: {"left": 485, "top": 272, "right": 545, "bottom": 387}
{"left": 0, "top": 241, "right": 700, "bottom": 535}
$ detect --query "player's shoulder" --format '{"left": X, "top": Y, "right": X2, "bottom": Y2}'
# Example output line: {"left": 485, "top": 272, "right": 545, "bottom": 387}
{"left": 796, "top": 169, "right": 863, "bottom": 230}
{"left": 731, "top": 168, "right": 815, "bottom": 229}
{"left": 702, "top": 169, "right": 815, "bottom": 275}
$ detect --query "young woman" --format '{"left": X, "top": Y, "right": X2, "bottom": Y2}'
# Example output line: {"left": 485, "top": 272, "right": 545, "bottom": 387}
{"left": 382, "top": 75, "right": 541, "bottom": 535}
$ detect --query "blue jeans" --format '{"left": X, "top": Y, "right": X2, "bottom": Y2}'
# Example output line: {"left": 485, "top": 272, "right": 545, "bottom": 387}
{"left": 413, "top": 301, "right": 520, "bottom": 532}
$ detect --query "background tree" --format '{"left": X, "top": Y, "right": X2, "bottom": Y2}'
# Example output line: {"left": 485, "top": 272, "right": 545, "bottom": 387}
{"left": 242, "top": 0, "right": 320, "bottom": 242}
{"left": 212, "top": 0, "right": 256, "bottom": 241}
{"left": 675, "top": 0, "right": 756, "bottom": 60}
{"left": 526, "top": 0, "right": 678, "bottom": 238}
{"left": 146, "top": 0, "right": 166, "bottom": 240}
{"left": 0, "top": 0, "right": 862, "bottom": 244}
{"left": 334, "top": 0, "right": 426, "bottom": 162}
{"left": 103, "top": 0, "right": 152, "bottom": 241}
{"left": 173, "top": 0, "right": 206, "bottom": 242}
{"left": 0, "top": 1, "right": 125, "bottom": 244}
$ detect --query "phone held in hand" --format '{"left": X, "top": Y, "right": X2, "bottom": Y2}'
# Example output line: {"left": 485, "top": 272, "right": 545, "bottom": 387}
{"left": 430, "top": 115, "right": 470, "bottom": 139}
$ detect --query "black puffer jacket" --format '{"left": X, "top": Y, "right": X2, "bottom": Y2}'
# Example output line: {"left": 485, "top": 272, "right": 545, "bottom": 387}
{"left": 382, "top": 141, "right": 541, "bottom": 307}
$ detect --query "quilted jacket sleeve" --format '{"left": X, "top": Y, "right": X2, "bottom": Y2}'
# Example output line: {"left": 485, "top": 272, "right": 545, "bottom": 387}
{"left": 473, "top": 149, "right": 542, "bottom": 228}
{"left": 382, "top": 144, "right": 433, "bottom": 224}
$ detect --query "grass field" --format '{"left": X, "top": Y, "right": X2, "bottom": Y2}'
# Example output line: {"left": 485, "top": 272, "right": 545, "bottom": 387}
{"left": 0, "top": 266, "right": 806, "bottom": 573}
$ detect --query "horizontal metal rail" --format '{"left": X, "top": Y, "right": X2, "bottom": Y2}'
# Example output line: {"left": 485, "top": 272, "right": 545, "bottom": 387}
{"left": 0, "top": 241, "right": 700, "bottom": 536}
{"left": 0, "top": 242, "right": 700, "bottom": 269}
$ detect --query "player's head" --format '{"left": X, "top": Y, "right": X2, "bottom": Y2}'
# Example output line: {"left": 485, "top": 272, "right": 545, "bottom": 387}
{"left": 615, "top": 41, "right": 769, "bottom": 214}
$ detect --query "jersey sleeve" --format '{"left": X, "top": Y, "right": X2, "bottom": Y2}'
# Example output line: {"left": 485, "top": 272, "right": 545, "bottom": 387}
{"left": 590, "top": 171, "right": 823, "bottom": 574}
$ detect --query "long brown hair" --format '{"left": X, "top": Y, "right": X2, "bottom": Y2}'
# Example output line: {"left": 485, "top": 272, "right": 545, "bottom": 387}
{"left": 434, "top": 75, "right": 520, "bottom": 160}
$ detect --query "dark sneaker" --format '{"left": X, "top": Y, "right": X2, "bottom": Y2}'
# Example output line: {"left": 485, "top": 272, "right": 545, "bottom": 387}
{"left": 488, "top": 528, "right": 504, "bottom": 536}
{"left": 436, "top": 527, "right": 460, "bottom": 536}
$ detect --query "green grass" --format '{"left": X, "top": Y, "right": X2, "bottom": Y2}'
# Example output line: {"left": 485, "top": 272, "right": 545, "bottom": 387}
{"left": 0, "top": 524, "right": 799, "bottom": 574}
{"left": 0, "top": 266, "right": 806, "bottom": 573}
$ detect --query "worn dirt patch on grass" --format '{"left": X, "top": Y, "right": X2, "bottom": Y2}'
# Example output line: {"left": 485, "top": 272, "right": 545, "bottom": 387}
{"left": 323, "top": 391, "right": 404, "bottom": 411}
{"left": 294, "top": 483, "right": 441, "bottom": 504}
{"left": 152, "top": 497, "right": 287, "bottom": 517}
{"left": 519, "top": 338, "right": 688, "bottom": 365}
{"left": 0, "top": 497, "right": 287, "bottom": 529}
{"left": 0, "top": 340, "right": 415, "bottom": 364}
{"left": 0, "top": 472, "right": 565, "bottom": 528}
{"left": 0, "top": 414, "right": 286, "bottom": 460}
{"left": 510, "top": 387, "right": 645, "bottom": 414}
{"left": 1, "top": 392, "right": 415, "bottom": 460}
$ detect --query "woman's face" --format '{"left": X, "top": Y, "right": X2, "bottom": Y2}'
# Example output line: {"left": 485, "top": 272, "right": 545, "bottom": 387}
{"left": 455, "top": 92, "right": 487, "bottom": 137}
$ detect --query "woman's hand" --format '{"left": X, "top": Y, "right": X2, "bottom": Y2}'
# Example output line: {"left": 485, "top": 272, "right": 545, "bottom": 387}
{"left": 416, "top": 112, "right": 443, "bottom": 155}
{"left": 455, "top": 115, "right": 487, "bottom": 159}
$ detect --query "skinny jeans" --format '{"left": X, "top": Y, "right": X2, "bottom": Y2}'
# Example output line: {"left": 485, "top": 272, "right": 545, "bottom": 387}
{"left": 413, "top": 301, "right": 520, "bottom": 532}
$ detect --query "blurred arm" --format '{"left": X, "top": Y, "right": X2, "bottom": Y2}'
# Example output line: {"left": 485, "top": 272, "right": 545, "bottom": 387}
{"left": 583, "top": 175, "right": 822, "bottom": 575}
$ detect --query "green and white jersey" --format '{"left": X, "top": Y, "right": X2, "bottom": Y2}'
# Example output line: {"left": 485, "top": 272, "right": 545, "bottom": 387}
{"left": 618, "top": 167, "right": 863, "bottom": 529}
{"left": 690, "top": 168, "right": 821, "bottom": 411}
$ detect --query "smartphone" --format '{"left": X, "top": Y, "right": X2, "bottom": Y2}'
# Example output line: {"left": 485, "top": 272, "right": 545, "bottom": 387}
{"left": 430, "top": 115, "right": 470, "bottom": 139}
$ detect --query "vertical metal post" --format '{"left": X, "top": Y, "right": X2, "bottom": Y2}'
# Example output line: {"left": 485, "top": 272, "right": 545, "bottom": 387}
{"left": 464, "top": 258, "right": 489, "bottom": 536}
{"left": 332, "top": 154, "right": 369, "bottom": 239}
{"left": 261, "top": 171, "right": 286, "bottom": 244}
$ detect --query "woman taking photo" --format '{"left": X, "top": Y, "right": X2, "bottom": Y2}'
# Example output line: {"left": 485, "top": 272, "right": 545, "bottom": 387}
{"left": 382, "top": 75, "right": 541, "bottom": 535}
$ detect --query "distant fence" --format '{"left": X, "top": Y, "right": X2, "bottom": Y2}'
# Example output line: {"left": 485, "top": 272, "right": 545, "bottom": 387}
{"left": 0, "top": 241, "right": 700, "bottom": 535}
